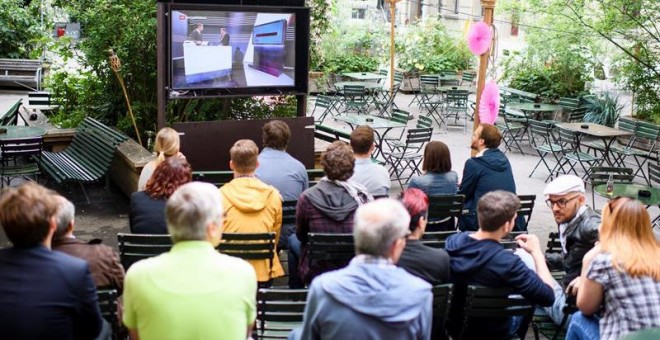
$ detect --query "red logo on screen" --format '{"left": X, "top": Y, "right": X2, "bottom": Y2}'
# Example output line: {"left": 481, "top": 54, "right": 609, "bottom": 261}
{"left": 179, "top": 14, "right": 186, "bottom": 20}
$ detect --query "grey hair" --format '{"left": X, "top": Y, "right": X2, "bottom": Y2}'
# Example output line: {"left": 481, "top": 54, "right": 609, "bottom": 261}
{"left": 353, "top": 199, "right": 410, "bottom": 257}
{"left": 166, "top": 182, "right": 223, "bottom": 243}
{"left": 53, "top": 196, "right": 75, "bottom": 240}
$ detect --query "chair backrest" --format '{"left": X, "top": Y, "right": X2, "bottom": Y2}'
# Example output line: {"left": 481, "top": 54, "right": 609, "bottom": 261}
{"left": 420, "top": 75, "right": 439, "bottom": 86}
{"left": 635, "top": 121, "right": 660, "bottom": 144}
{"left": 558, "top": 97, "right": 580, "bottom": 110}
{"left": 589, "top": 166, "right": 634, "bottom": 187}
{"left": 617, "top": 116, "right": 638, "bottom": 134}
{"left": 282, "top": 200, "right": 297, "bottom": 226}
{"left": 461, "top": 72, "right": 475, "bottom": 83}
{"left": 528, "top": 120, "right": 556, "bottom": 147}
{"left": 393, "top": 72, "right": 404, "bottom": 83}
{"left": 308, "top": 233, "right": 355, "bottom": 263}
{"left": 458, "top": 285, "right": 535, "bottom": 339}
{"left": 649, "top": 162, "right": 660, "bottom": 187}
{"left": 421, "top": 230, "right": 459, "bottom": 249}
{"left": 417, "top": 116, "right": 434, "bottom": 129}
{"left": 97, "top": 288, "right": 121, "bottom": 336}
{"left": 432, "top": 284, "right": 454, "bottom": 340}
{"left": 257, "top": 288, "right": 308, "bottom": 339}
{"left": 0, "top": 136, "right": 43, "bottom": 160}
{"left": 401, "top": 127, "right": 433, "bottom": 153}
{"left": 192, "top": 170, "right": 234, "bottom": 187}
{"left": 217, "top": 232, "right": 276, "bottom": 264}
{"left": 117, "top": 233, "right": 173, "bottom": 270}
{"left": 427, "top": 194, "right": 465, "bottom": 231}
{"left": 343, "top": 85, "right": 366, "bottom": 97}
{"left": 516, "top": 194, "right": 536, "bottom": 231}
{"left": 446, "top": 90, "right": 469, "bottom": 106}
{"left": 567, "top": 108, "right": 586, "bottom": 123}
{"left": 546, "top": 232, "right": 562, "bottom": 254}
{"left": 307, "top": 168, "right": 325, "bottom": 187}
{"left": 390, "top": 109, "right": 410, "bottom": 124}
{"left": 0, "top": 99, "right": 23, "bottom": 126}
{"left": 557, "top": 126, "right": 580, "bottom": 150}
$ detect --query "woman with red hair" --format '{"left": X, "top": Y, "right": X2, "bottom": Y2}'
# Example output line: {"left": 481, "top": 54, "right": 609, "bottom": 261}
{"left": 567, "top": 197, "right": 660, "bottom": 340}
{"left": 396, "top": 188, "right": 450, "bottom": 285}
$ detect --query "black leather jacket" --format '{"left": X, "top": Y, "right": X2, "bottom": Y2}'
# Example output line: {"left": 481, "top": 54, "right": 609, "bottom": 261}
{"left": 561, "top": 206, "right": 600, "bottom": 286}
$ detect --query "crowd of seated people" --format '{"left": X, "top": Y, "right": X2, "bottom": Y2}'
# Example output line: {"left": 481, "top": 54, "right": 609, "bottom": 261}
{"left": 2, "top": 121, "right": 660, "bottom": 340}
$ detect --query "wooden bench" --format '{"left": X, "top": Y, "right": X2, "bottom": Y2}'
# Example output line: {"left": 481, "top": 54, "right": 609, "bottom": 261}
{"left": 37, "top": 117, "right": 129, "bottom": 202}
{"left": 0, "top": 99, "right": 26, "bottom": 126}
{"left": 27, "top": 91, "right": 58, "bottom": 112}
{"left": 0, "top": 59, "right": 43, "bottom": 91}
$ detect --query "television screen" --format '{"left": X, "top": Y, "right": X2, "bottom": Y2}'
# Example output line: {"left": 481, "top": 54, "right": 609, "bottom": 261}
{"left": 170, "top": 6, "right": 305, "bottom": 92}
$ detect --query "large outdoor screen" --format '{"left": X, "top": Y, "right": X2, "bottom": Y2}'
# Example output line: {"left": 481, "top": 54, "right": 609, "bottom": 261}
{"left": 169, "top": 5, "right": 308, "bottom": 95}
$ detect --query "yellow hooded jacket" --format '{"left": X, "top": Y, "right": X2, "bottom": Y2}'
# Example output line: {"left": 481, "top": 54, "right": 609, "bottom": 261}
{"left": 220, "top": 177, "right": 284, "bottom": 281}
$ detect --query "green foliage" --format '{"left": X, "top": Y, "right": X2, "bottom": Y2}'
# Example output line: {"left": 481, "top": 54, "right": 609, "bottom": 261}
{"left": 582, "top": 94, "right": 623, "bottom": 127}
{"left": 616, "top": 58, "right": 660, "bottom": 123}
{"left": 396, "top": 17, "right": 475, "bottom": 73}
{"left": 319, "top": 20, "right": 386, "bottom": 74}
{"left": 0, "top": 0, "right": 44, "bottom": 58}
{"left": 501, "top": 51, "right": 590, "bottom": 101}
{"left": 323, "top": 54, "right": 379, "bottom": 74}
{"left": 306, "top": 0, "right": 334, "bottom": 71}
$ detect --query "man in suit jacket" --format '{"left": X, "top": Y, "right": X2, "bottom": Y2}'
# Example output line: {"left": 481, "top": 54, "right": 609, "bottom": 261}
{"left": 220, "top": 27, "right": 230, "bottom": 46}
{"left": 0, "top": 183, "right": 104, "bottom": 340}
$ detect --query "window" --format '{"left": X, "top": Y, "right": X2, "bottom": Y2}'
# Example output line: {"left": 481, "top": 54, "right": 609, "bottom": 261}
{"left": 351, "top": 8, "right": 366, "bottom": 19}
{"left": 440, "top": 0, "right": 459, "bottom": 14}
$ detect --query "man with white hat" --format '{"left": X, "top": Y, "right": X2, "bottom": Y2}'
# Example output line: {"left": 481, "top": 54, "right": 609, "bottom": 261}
{"left": 543, "top": 175, "right": 600, "bottom": 288}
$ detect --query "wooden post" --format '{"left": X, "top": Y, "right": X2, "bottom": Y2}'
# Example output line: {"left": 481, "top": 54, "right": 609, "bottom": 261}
{"left": 388, "top": 0, "right": 401, "bottom": 95}
{"left": 472, "top": 0, "right": 496, "bottom": 155}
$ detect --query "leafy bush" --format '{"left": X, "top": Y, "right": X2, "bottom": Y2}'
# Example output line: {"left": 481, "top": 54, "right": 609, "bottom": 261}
{"left": 0, "top": 0, "right": 44, "bottom": 58}
{"left": 323, "top": 54, "right": 379, "bottom": 74}
{"left": 582, "top": 94, "right": 623, "bottom": 127}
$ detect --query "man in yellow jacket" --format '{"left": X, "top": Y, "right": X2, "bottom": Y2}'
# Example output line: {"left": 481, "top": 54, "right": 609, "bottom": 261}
{"left": 221, "top": 139, "right": 284, "bottom": 284}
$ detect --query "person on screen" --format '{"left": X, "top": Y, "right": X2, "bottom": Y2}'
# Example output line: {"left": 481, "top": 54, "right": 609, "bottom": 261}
{"left": 191, "top": 23, "right": 204, "bottom": 45}
{"left": 220, "top": 27, "right": 230, "bottom": 46}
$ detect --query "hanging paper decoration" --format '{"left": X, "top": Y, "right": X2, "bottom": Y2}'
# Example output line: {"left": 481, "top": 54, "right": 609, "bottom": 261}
{"left": 479, "top": 80, "right": 500, "bottom": 124}
{"left": 467, "top": 22, "right": 492, "bottom": 56}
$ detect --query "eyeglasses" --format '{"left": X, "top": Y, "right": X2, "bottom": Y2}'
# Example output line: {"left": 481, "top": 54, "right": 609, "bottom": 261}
{"left": 545, "top": 195, "right": 580, "bottom": 208}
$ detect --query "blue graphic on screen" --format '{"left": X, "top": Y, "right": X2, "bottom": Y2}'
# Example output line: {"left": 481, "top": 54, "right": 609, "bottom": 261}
{"left": 253, "top": 20, "right": 286, "bottom": 44}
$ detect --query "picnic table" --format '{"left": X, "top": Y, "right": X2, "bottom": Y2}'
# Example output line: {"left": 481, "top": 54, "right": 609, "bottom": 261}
{"left": 594, "top": 183, "right": 660, "bottom": 206}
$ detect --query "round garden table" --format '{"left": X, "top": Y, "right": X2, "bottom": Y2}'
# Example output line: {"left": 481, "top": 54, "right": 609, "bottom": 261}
{"left": 506, "top": 102, "right": 562, "bottom": 120}
{"left": 594, "top": 183, "right": 660, "bottom": 206}
{"left": 0, "top": 126, "right": 46, "bottom": 140}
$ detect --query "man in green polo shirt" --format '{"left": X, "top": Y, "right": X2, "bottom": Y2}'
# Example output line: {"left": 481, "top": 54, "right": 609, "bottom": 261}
{"left": 123, "top": 182, "right": 257, "bottom": 340}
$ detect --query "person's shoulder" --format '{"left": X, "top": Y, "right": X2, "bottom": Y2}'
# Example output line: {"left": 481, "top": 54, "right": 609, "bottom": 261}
{"left": 213, "top": 253, "right": 258, "bottom": 278}
{"left": 49, "top": 249, "right": 89, "bottom": 272}
{"left": 395, "top": 266, "right": 433, "bottom": 290}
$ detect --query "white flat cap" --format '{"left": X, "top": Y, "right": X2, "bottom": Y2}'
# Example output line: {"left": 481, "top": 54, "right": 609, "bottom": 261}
{"left": 543, "top": 175, "right": 585, "bottom": 196}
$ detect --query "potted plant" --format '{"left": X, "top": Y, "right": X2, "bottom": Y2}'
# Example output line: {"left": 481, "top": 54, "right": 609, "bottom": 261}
{"left": 582, "top": 93, "right": 624, "bottom": 127}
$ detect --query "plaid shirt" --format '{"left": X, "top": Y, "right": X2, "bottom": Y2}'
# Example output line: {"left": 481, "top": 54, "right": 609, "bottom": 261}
{"left": 296, "top": 191, "right": 357, "bottom": 284}
{"left": 587, "top": 253, "right": 660, "bottom": 340}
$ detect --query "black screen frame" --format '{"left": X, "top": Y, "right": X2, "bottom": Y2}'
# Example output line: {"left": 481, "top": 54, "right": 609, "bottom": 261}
{"left": 167, "top": 3, "right": 309, "bottom": 98}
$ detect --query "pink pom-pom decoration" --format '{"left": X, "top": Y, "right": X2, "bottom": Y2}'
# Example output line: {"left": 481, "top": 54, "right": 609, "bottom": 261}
{"left": 479, "top": 81, "right": 499, "bottom": 124}
{"left": 467, "top": 22, "right": 493, "bottom": 56}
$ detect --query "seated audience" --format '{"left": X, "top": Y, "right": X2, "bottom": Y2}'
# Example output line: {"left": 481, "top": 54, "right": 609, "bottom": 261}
{"left": 288, "top": 141, "right": 371, "bottom": 288}
{"left": 0, "top": 183, "right": 104, "bottom": 339}
{"left": 52, "top": 195, "right": 125, "bottom": 293}
{"left": 445, "top": 191, "right": 556, "bottom": 339}
{"left": 138, "top": 127, "right": 186, "bottom": 191}
{"left": 255, "top": 120, "right": 308, "bottom": 249}
{"left": 457, "top": 124, "right": 518, "bottom": 231}
{"left": 290, "top": 199, "right": 432, "bottom": 340}
{"left": 123, "top": 182, "right": 257, "bottom": 340}
{"left": 221, "top": 139, "right": 284, "bottom": 284}
{"left": 349, "top": 125, "right": 391, "bottom": 197}
{"left": 397, "top": 188, "right": 450, "bottom": 285}
{"left": 130, "top": 157, "right": 192, "bottom": 234}
{"left": 408, "top": 140, "right": 458, "bottom": 197}
{"left": 567, "top": 197, "right": 660, "bottom": 340}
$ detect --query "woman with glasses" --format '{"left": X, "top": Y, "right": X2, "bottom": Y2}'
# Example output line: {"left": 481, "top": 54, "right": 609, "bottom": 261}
{"left": 566, "top": 197, "right": 660, "bottom": 340}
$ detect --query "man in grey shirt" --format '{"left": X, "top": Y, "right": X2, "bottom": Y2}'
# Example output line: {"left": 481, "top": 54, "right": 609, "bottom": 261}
{"left": 349, "top": 125, "right": 391, "bottom": 198}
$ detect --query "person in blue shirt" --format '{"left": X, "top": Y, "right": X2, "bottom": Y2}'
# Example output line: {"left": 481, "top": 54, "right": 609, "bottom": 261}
{"left": 408, "top": 140, "right": 458, "bottom": 196}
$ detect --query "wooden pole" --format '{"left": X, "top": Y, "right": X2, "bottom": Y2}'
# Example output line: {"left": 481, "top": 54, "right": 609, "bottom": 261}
{"left": 388, "top": 0, "right": 401, "bottom": 95}
{"left": 472, "top": 0, "right": 496, "bottom": 155}
{"left": 108, "top": 50, "right": 143, "bottom": 146}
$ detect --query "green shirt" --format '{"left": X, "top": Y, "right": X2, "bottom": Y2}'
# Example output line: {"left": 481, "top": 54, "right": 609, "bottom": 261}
{"left": 123, "top": 241, "right": 257, "bottom": 340}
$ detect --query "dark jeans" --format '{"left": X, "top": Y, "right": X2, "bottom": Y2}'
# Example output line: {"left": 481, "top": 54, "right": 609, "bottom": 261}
{"left": 278, "top": 223, "right": 296, "bottom": 250}
{"left": 287, "top": 234, "right": 304, "bottom": 288}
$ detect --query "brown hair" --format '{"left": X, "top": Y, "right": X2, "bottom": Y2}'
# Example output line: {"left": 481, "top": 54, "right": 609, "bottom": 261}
{"left": 477, "top": 191, "right": 520, "bottom": 232}
{"left": 230, "top": 139, "right": 259, "bottom": 174}
{"left": 479, "top": 124, "right": 502, "bottom": 149}
{"left": 422, "top": 141, "right": 452, "bottom": 173}
{"left": 600, "top": 197, "right": 660, "bottom": 280}
{"left": 145, "top": 157, "right": 193, "bottom": 200}
{"left": 0, "top": 182, "right": 59, "bottom": 247}
{"left": 262, "top": 120, "right": 290, "bottom": 150}
{"left": 322, "top": 141, "right": 355, "bottom": 181}
{"left": 350, "top": 125, "right": 375, "bottom": 155}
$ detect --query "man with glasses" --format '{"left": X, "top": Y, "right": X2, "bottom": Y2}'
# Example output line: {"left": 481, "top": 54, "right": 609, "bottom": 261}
{"left": 543, "top": 175, "right": 600, "bottom": 288}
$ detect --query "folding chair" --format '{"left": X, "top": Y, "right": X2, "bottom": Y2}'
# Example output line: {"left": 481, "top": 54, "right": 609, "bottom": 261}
{"left": 0, "top": 136, "right": 43, "bottom": 187}
{"left": 382, "top": 109, "right": 411, "bottom": 151}
{"left": 407, "top": 70, "right": 423, "bottom": 107}
{"left": 256, "top": 288, "right": 308, "bottom": 339}
{"left": 556, "top": 126, "right": 603, "bottom": 179}
{"left": 384, "top": 127, "right": 433, "bottom": 188}
{"left": 461, "top": 72, "right": 475, "bottom": 86}
{"left": 97, "top": 288, "right": 123, "bottom": 340}
{"left": 432, "top": 284, "right": 454, "bottom": 340}
{"left": 421, "top": 230, "right": 459, "bottom": 248}
{"left": 117, "top": 233, "right": 173, "bottom": 270}
{"left": 558, "top": 97, "right": 583, "bottom": 123}
{"left": 426, "top": 194, "right": 465, "bottom": 232}
{"left": 373, "top": 77, "right": 402, "bottom": 117}
{"left": 497, "top": 106, "right": 527, "bottom": 155}
{"left": 443, "top": 89, "right": 470, "bottom": 133}
{"left": 528, "top": 120, "right": 565, "bottom": 181}
{"left": 419, "top": 75, "right": 445, "bottom": 129}
{"left": 342, "top": 85, "right": 369, "bottom": 114}
{"left": 586, "top": 116, "right": 638, "bottom": 159}
{"left": 516, "top": 194, "right": 536, "bottom": 231}
{"left": 310, "top": 95, "right": 340, "bottom": 124}
{"left": 455, "top": 286, "right": 535, "bottom": 340}
{"left": 439, "top": 71, "right": 459, "bottom": 86}
{"left": 588, "top": 167, "right": 633, "bottom": 209}
{"left": 611, "top": 121, "right": 660, "bottom": 184}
